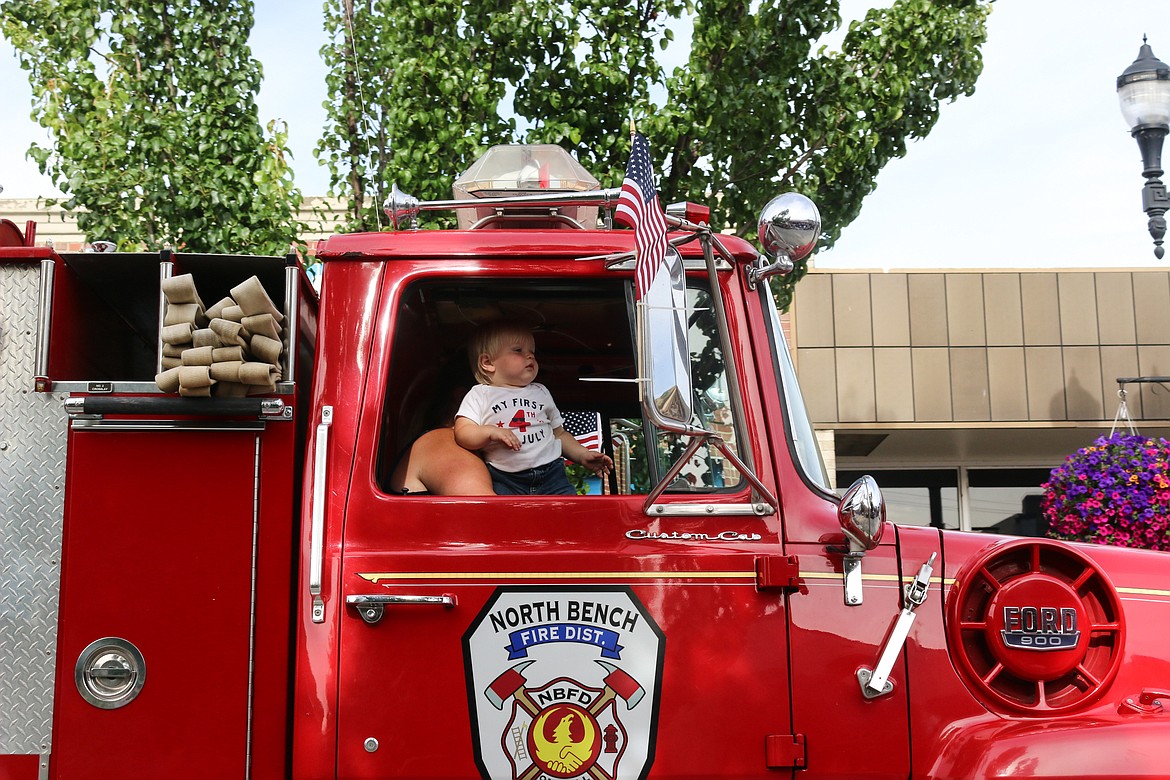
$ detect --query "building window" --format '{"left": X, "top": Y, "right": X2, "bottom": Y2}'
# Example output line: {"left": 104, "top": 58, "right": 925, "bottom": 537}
{"left": 837, "top": 469, "right": 959, "bottom": 530}
{"left": 965, "top": 468, "right": 1050, "bottom": 537}
{"left": 837, "top": 467, "right": 1050, "bottom": 537}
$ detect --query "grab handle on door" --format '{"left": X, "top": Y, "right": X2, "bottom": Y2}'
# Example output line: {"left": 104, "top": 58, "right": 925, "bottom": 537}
{"left": 346, "top": 594, "right": 457, "bottom": 625}
{"left": 308, "top": 406, "right": 333, "bottom": 623}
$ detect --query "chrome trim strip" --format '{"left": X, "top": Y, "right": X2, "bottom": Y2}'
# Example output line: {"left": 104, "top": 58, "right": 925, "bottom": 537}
{"left": 157, "top": 259, "right": 173, "bottom": 375}
{"left": 283, "top": 264, "right": 297, "bottom": 384}
{"left": 51, "top": 380, "right": 295, "bottom": 395}
{"left": 70, "top": 419, "right": 266, "bottom": 432}
{"left": 245, "top": 435, "right": 260, "bottom": 780}
{"left": 643, "top": 502, "right": 771, "bottom": 517}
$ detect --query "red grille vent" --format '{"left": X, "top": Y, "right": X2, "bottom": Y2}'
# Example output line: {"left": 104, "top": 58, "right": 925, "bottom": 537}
{"left": 946, "top": 539, "right": 1125, "bottom": 715}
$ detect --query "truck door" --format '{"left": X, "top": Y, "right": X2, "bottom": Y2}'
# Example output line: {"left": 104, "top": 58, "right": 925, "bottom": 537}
{"left": 750, "top": 277, "right": 914, "bottom": 779}
{"left": 330, "top": 273, "right": 796, "bottom": 779}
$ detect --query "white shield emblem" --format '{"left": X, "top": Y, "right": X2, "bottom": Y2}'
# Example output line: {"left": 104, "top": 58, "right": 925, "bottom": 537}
{"left": 464, "top": 587, "right": 664, "bottom": 780}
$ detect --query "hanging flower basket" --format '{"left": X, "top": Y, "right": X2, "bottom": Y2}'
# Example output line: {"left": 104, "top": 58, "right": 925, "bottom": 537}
{"left": 1042, "top": 432, "right": 1170, "bottom": 552}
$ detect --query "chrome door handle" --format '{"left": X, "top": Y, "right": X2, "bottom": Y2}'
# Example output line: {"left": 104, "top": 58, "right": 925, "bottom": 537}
{"left": 346, "top": 594, "right": 457, "bottom": 625}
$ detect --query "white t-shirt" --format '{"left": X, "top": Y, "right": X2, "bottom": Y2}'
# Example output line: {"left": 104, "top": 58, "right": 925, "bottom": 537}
{"left": 456, "top": 383, "right": 565, "bottom": 472}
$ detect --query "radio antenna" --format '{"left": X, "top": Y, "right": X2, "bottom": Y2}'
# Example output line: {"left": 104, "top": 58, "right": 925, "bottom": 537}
{"left": 342, "top": 3, "right": 383, "bottom": 230}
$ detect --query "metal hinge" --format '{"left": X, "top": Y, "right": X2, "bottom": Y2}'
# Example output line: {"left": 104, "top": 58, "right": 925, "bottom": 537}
{"left": 765, "top": 733, "right": 807, "bottom": 769}
{"left": 1118, "top": 688, "right": 1170, "bottom": 716}
{"left": 755, "top": 556, "right": 801, "bottom": 591}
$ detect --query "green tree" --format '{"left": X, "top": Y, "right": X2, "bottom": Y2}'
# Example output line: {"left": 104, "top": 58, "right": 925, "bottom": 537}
{"left": 2, "top": 0, "right": 304, "bottom": 254}
{"left": 654, "top": 0, "right": 990, "bottom": 308}
{"left": 319, "top": 0, "right": 534, "bottom": 230}
{"left": 322, "top": 0, "right": 989, "bottom": 307}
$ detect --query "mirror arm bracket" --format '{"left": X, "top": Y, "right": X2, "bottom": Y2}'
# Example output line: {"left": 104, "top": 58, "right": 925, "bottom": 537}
{"left": 746, "top": 252, "right": 795, "bottom": 290}
{"left": 642, "top": 433, "right": 706, "bottom": 513}
{"left": 642, "top": 431, "right": 778, "bottom": 516}
{"left": 842, "top": 550, "right": 865, "bottom": 606}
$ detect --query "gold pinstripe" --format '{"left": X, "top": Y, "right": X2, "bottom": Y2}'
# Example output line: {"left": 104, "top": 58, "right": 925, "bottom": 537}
{"left": 356, "top": 570, "right": 1170, "bottom": 596}
{"left": 358, "top": 571, "right": 756, "bottom": 583}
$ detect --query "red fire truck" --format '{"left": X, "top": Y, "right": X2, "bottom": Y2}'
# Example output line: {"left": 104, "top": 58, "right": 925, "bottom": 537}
{"left": 1, "top": 145, "right": 1168, "bottom": 780}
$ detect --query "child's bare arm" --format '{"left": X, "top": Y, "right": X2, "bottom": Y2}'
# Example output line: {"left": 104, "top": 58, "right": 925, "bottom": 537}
{"left": 555, "top": 428, "right": 613, "bottom": 476}
{"left": 455, "top": 416, "right": 521, "bottom": 451}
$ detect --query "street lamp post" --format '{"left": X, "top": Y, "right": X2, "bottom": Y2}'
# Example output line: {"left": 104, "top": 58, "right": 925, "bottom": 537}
{"left": 1117, "top": 37, "right": 1170, "bottom": 259}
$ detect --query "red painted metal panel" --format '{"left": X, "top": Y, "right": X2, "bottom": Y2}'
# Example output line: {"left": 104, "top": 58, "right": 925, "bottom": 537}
{"left": 251, "top": 408, "right": 300, "bottom": 780}
{"left": 785, "top": 538, "right": 911, "bottom": 780}
{"left": 53, "top": 428, "right": 259, "bottom": 779}
{"left": 0, "top": 755, "right": 41, "bottom": 780}
{"left": 911, "top": 529, "right": 1170, "bottom": 778}
{"left": 332, "top": 504, "right": 793, "bottom": 780}
{"left": 292, "top": 258, "right": 386, "bottom": 779}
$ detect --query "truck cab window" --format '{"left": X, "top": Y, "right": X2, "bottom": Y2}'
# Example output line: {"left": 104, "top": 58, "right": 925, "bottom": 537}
{"left": 377, "top": 277, "right": 639, "bottom": 495}
{"left": 377, "top": 279, "right": 742, "bottom": 497}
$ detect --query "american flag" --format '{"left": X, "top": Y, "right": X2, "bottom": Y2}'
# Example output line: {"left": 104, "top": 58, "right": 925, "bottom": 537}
{"left": 615, "top": 133, "right": 668, "bottom": 301}
{"left": 562, "top": 411, "right": 603, "bottom": 453}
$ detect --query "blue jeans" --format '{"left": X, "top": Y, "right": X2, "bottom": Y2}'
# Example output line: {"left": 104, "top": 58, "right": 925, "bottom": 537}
{"left": 489, "top": 460, "right": 575, "bottom": 495}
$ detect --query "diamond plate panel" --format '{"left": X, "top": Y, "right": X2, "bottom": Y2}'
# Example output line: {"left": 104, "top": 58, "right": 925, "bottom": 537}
{"left": 0, "top": 262, "right": 68, "bottom": 753}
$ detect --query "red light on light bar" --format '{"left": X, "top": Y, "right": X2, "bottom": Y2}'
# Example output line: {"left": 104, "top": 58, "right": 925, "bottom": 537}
{"left": 667, "top": 201, "right": 710, "bottom": 226}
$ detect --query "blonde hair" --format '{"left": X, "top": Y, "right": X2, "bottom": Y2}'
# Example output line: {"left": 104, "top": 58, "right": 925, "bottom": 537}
{"left": 469, "top": 321, "right": 533, "bottom": 385}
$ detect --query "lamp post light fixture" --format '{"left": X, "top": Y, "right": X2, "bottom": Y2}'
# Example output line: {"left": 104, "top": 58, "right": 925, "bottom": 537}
{"left": 1117, "top": 36, "right": 1170, "bottom": 259}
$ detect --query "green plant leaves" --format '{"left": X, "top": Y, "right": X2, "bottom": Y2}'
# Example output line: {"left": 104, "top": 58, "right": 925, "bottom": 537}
{"left": 3, "top": 0, "right": 304, "bottom": 254}
{"left": 318, "top": 1, "right": 987, "bottom": 307}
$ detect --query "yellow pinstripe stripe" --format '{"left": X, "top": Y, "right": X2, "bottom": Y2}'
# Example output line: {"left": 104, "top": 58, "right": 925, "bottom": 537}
{"left": 356, "top": 571, "right": 1170, "bottom": 596}
{"left": 358, "top": 571, "right": 756, "bottom": 583}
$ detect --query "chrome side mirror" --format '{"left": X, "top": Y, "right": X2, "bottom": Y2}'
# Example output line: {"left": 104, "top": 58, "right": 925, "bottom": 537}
{"left": 837, "top": 475, "right": 886, "bottom": 606}
{"left": 639, "top": 246, "right": 692, "bottom": 429}
{"left": 839, "top": 475, "right": 886, "bottom": 552}
{"left": 748, "top": 193, "right": 820, "bottom": 288}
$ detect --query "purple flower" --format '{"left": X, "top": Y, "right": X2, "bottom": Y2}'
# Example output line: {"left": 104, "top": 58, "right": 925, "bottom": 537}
{"left": 1043, "top": 434, "right": 1170, "bottom": 551}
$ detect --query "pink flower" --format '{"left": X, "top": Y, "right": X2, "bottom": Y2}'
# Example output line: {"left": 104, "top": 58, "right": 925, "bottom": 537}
{"left": 1044, "top": 434, "right": 1170, "bottom": 551}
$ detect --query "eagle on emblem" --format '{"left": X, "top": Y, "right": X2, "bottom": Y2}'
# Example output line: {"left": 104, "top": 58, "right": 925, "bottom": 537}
{"left": 532, "top": 708, "right": 596, "bottom": 774}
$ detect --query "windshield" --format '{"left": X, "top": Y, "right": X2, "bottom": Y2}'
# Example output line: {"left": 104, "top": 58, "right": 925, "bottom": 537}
{"left": 761, "top": 279, "right": 833, "bottom": 493}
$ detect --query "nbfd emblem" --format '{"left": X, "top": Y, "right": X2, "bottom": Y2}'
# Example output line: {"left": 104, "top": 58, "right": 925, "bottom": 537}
{"left": 464, "top": 587, "right": 664, "bottom": 780}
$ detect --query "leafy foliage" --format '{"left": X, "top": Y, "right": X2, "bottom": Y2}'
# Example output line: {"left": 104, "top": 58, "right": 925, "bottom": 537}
{"left": 1043, "top": 433, "right": 1170, "bottom": 552}
{"left": 2, "top": 0, "right": 304, "bottom": 254}
{"left": 318, "top": 0, "right": 528, "bottom": 229}
{"left": 320, "top": 0, "right": 989, "bottom": 307}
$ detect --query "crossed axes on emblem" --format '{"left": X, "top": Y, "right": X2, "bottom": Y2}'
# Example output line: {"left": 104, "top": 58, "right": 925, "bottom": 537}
{"left": 485, "top": 659, "right": 645, "bottom": 780}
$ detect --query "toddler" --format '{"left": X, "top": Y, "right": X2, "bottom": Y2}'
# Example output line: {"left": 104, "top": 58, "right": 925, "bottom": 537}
{"left": 454, "top": 322, "right": 613, "bottom": 495}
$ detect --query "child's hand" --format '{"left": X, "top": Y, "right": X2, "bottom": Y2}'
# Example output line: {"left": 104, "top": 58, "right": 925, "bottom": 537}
{"left": 455, "top": 417, "right": 521, "bottom": 452}
{"left": 581, "top": 450, "right": 613, "bottom": 476}
{"left": 485, "top": 426, "right": 521, "bottom": 451}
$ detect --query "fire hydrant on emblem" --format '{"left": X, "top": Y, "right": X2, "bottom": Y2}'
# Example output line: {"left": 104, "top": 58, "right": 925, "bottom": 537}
{"left": 464, "top": 587, "right": 664, "bottom": 780}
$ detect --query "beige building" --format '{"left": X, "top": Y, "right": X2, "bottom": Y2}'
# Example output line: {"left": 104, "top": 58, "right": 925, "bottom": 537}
{"left": 789, "top": 267, "right": 1170, "bottom": 536}
{"left": 0, "top": 197, "right": 347, "bottom": 253}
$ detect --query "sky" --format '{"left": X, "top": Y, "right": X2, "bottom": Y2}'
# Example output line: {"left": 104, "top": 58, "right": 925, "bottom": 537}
{"left": 1, "top": 1, "right": 1167, "bottom": 270}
